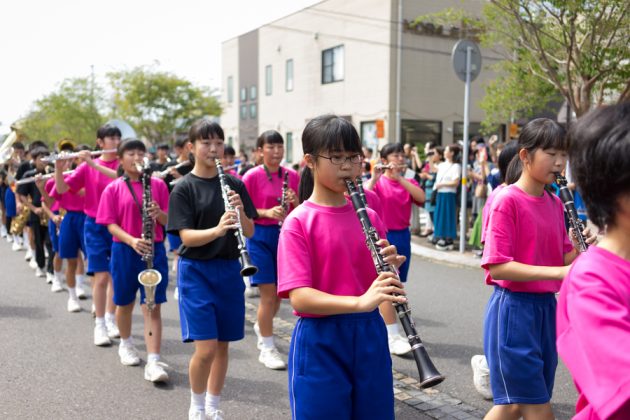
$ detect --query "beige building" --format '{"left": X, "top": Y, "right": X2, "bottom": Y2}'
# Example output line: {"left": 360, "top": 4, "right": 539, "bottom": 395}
{"left": 221, "top": 0, "right": 501, "bottom": 164}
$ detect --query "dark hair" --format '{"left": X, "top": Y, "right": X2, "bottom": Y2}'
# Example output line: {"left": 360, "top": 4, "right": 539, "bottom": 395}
{"left": 299, "top": 114, "right": 362, "bottom": 203}
{"left": 446, "top": 144, "right": 461, "bottom": 163}
{"left": 363, "top": 161, "right": 371, "bottom": 172}
{"left": 256, "top": 130, "right": 284, "bottom": 149}
{"left": 568, "top": 103, "right": 630, "bottom": 229}
{"left": 379, "top": 143, "right": 404, "bottom": 160}
{"left": 31, "top": 147, "right": 50, "bottom": 160}
{"left": 434, "top": 146, "right": 445, "bottom": 160}
{"left": 97, "top": 124, "right": 122, "bottom": 140}
{"left": 117, "top": 139, "right": 146, "bottom": 158}
{"left": 506, "top": 118, "right": 567, "bottom": 184}
{"left": 28, "top": 140, "right": 48, "bottom": 152}
{"left": 157, "top": 143, "right": 169, "bottom": 151}
{"left": 75, "top": 143, "right": 92, "bottom": 152}
{"left": 224, "top": 145, "right": 236, "bottom": 156}
{"left": 497, "top": 141, "right": 519, "bottom": 184}
{"left": 13, "top": 142, "right": 25, "bottom": 151}
{"left": 189, "top": 119, "right": 224, "bottom": 142}
{"left": 174, "top": 138, "right": 189, "bottom": 149}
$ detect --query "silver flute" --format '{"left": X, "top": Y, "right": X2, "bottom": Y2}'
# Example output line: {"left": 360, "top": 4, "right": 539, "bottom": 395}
{"left": 42, "top": 149, "right": 117, "bottom": 163}
{"left": 15, "top": 170, "right": 74, "bottom": 185}
{"left": 157, "top": 160, "right": 191, "bottom": 178}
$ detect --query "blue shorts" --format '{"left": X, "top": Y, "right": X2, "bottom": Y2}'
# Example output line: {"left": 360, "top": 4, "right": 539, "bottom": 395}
{"left": 386, "top": 228, "right": 411, "bottom": 282}
{"left": 247, "top": 224, "right": 279, "bottom": 286}
{"left": 178, "top": 257, "right": 245, "bottom": 342}
{"left": 110, "top": 241, "right": 169, "bottom": 306}
{"left": 289, "top": 310, "right": 394, "bottom": 420}
{"left": 4, "top": 188, "right": 16, "bottom": 218}
{"left": 48, "top": 215, "right": 59, "bottom": 253}
{"left": 167, "top": 232, "right": 182, "bottom": 253}
{"left": 59, "top": 211, "right": 86, "bottom": 259}
{"left": 483, "top": 287, "right": 558, "bottom": 405}
{"left": 84, "top": 216, "right": 113, "bottom": 274}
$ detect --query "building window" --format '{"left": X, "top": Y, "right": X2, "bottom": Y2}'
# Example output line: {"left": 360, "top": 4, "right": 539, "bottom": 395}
{"left": 228, "top": 136, "right": 233, "bottom": 146}
{"left": 250, "top": 86, "right": 257, "bottom": 101}
{"left": 249, "top": 104, "right": 257, "bottom": 119}
{"left": 240, "top": 87, "right": 247, "bottom": 102}
{"left": 286, "top": 132, "right": 293, "bottom": 163}
{"left": 227, "top": 76, "right": 233, "bottom": 103}
{"left": 322, "top": 45, "right": 344, "bottom": 84}
{"left": 265, "top": 65, "right": 272, "bottom": 95}
{"left": 285, "top": 59, "right": 294, "bottom": 92}
{"left": 401, "top": 120, "right": 442, "bottom": 146}
{"left": 452, "top": 122, "right": 482, "bottom": 142}
{"left": 240, "top": 105, "right": 247, "bottom": 120}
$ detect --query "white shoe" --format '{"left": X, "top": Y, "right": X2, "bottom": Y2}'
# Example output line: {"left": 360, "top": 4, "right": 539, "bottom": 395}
{"left": 67, "top": 297, "right": 81, "bottom": 313}
{"left": 388, "top": 334, "right": 412, "bottom": 356}
{"left": 30, "top": 259, "right": 39, "bottom": 270}
{"left": 11, "top": 241, "right": 23, "bottom": 251}
{"left": 118, "top": 343, "right": 141, "bottom": 366}
{"left": 46, "top": 272, "right": 55, "bottom": 284}
{"left": 144, "top": 360, "right": 169, "bottom": 382}
{"left": 253, "top": 322, "right": 263, "bottom": 350}
{"left": 94, "top": 324, "right": 112, "bottom": 346}
{"left": 106, "top": 321, "right": 120, "bottom": 339}
{"left": 205, "top": 408, "right": 225, "bottom": 420}
{"left": 35, "top": 267, "right": 46, "bottom": 278}
{"left": 471, "top": 355, "right": 493, "bottom": 400}
{"left": 258, "top": 346, "right": 286, "bottom": 370}
{"left": 173, "top": 287, "right": 179, "bottom": 301}
{"left": 6, "top": 234, "right": 13, "bottom": 243}
{"left": 0, "top": 225, "right": 7, "bottom": 238}
{"left": 188, "top": 409, "right": 204, "bottom": 420}
{"left": 76, "top": 284, "right": 87, "bottom": 300}
{"left": 51, "top": 278, "right": 64, "bottom": 293}
{"left": 24, "top": 249, "right": 33, "bottom": 261}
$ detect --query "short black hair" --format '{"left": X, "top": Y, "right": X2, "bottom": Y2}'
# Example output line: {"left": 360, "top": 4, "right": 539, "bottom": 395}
{"left": 380, "top": 143, "right": 404, "bottom": 159}
{"left": 568, "top": 103, "right": 630, "bottom": 229}
{"left": 28, "top": 140, "right": 48, "bottom": 152}
{"left": 174, "top": 138, "right": 189, "bottom": 149}
{"left": 75, "top": 143, "right": 92, "bottom": 152}
{"left": 256, "top": 130, "right": 284, "bottom": 149}
{"left": 157, "top": 143, "right": 169, "bottom": 151}
{"left": 13, "top": 142, "right": 25, "bottom": 151}
{"left": 117, "top": 139, "right": 146, "bottom": 158}
{"left": 31, "top": 147, "right": 50, "bottom": 160}
{"left": 224, "top": 145, "right": 236, "bottom": 156}
{"left": 189, "top": 119, "right": 224, "bottom": 142}
{"left": 97, "top": 123, "right": 122, "bottom": 140}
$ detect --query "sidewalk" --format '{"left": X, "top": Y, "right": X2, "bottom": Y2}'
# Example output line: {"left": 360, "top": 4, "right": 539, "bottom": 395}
{"left": 410, "top": 235, "right": 481, "bottom": 270}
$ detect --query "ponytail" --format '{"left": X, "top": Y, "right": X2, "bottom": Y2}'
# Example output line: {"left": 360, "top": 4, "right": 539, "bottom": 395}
{"left": 298, "top": 166, "right": 314, "bottom": 203}
{"left": 505, "top": 154, "right": 522, "bottom": 185}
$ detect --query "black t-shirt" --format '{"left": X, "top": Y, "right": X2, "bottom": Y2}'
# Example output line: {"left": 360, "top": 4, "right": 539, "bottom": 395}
{"left": 167, "top": 172, "right": 257, "bottom": 260}
{"left": 17, "top": 168, "right": 45, "bottom": 223}
{"left": 163, "top": 159, "right": 193, "bottom": 192}
{"left": 16, "top": 160, "right": 34, "bottom": 180}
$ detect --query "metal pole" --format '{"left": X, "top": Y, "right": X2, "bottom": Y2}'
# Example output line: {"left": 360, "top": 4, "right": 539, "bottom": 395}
{"left": 395, "top": 0, "right": 402, "bottom": 144}
{"left": 459, "top": 46, "right": 472, "bottom": 253}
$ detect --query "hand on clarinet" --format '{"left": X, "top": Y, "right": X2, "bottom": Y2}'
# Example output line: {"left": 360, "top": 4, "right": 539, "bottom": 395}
{"left": 266, "top": 205, "right": 286, "bottom": 221}
{"left": 217, "top": 209, "right": 239, "bottom": 235}
{"left": 356, "top": 272, "right": 407, "bottom": 312}
{"left": 286, "top": 188, "right": 298, "bottom": 207}
{"left": 569, "top": 225, "right": 597, "bottom": 248}
{"left": 130, "top": 237, "right": 152, "bottom": 256}
{"left": 377, "top": 239, "right": 406, "bottom": 269}
{"left": 227, "top": 190, "right": 244, "bottom": 211}
{"left": 147, "top": 201, "right": 162, "bottom": 220}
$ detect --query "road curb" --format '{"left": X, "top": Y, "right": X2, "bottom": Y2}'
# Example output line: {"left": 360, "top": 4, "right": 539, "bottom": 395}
{"left": 410, "top": 241, "right": 481, "bottom": 270}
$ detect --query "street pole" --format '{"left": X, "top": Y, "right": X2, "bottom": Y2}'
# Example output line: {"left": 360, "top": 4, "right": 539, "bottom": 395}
{"left": 459, "top": 46, "right": 472, "bottom": 253}
{"left": 395, "top": 0, "right": 402, "bottom": 144}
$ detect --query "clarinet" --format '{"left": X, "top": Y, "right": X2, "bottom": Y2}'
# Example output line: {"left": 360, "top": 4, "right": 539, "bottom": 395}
{"left": 279, "top": 170, "right": 289, "bottom": 226}
{"left": 356, "top": 177, "right": 368, "bottom": 208}
{"left": 554, "top": 172, "right": 588, "bottom": 252}
{"left": 136, "top": 158, "right": 163, "bottom": 334}
{"left": 215, "top": 159, "right": 258, "bottom": 277}
{"left": 345, "top": 179, "right": 444, "bottom": 388}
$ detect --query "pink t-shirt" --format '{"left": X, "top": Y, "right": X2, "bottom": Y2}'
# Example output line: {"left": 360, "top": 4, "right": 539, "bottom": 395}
{"left": 226, "top": 168, "right": 241, "bottom": 179}
{"left": 242, "top": 165, "right": 299, "bottom": 226}
{"left": 44, "top": 178, "right": 60, "bottom": 212}
{"left": 277, "top": 200, "right": 387, "bottom": 317}
{"left": 481, "top": 184, "right": 505, "bottom": 244}
{"left": 96, "top": 176, "right": 169, "bottom": 243}
{"left": 481, "top": 185, "right": 573, "bottom": 293}
{"left": 372, "top": 175, "right": 423, "bottom": 230}
{"left": 557, "top": 246, "right": 630, "bottom": 420}
{"left": 349, "top": 188, "right": 385, "bottom": 225}
{"left": 63, "top": 158, "right": 119, "bottom": 218}
{"left": 47, "top": 177, "right": 85, "bottom": 213}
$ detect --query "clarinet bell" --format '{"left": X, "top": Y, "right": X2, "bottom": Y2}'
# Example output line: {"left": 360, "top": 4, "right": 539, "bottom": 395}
{"left": 414, "top": 346, "right": 445, "bottom": 388}
{"left": 240, "top": 252, "right": 258, "bottom": 277}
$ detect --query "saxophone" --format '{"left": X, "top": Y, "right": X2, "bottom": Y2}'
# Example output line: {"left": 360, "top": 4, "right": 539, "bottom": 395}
{"left": 136, "top": 157, "right": 162, "bottom": 314}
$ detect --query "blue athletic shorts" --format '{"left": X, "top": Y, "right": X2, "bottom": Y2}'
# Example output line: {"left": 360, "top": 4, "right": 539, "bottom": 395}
{"left": 110, "top": 241, "right": 168, "bottom": 306}
{"left": 84, "top": 216, "right": 113, "bottom": 274}
{"left": 483, "top": 286, "right": 558, "bottom": 405}
{"left": 386, "top": 228, "right": 411, "bottom": 282}
{"left": 177, "top": 257, "right": 245, "bottom": 342}
{"left": 247, "top": 224, "right": 280, "bottom": 286}
{"left": 288, "top": 310, "right": 394, "bottom": 420}
{"left": 167, "top": 232, "right": 182, "bottom": 253}
{"left": 48, "top": 216, "right": 59, "bottom": 253}
{"left": 59, "top": 211, "right": 86, "bottom": 259}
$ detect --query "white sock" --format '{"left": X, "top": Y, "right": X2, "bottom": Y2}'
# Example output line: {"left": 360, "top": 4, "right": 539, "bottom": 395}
{"left": 95, "top": 317, "right": 106, "bottom": 327}
{"left": 54, "top": 271, "right": 63, "bottom": 283}
{"left": 190, "top": 390, "right": 205, "bottom": 412}
{"left": 386, "top": 323, "right": 400, "bottom": 336}
{"left": 205, "top": 393, "right": 220, "bottom": 413}
{"left": 68, "top": 287, "right": 77, "bottom": 300}
{"left": 261, "top": 335, "right": 275, "bottom": 349}
{"left": 105, "top": 312, "right": 116, "bottom": 324}
{"left": 147, "top": 353, "right": 160, "bottom": 363}
{"left": 76, "top": 274, "right": 85, "bottom": 286}
{"left": 120, "top": 336, "right": 133, "bottom": 347}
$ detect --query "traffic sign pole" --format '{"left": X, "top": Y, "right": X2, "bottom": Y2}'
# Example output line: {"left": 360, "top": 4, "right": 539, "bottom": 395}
{"left": 459, "top": 46, "right": 472, "bottom": 253}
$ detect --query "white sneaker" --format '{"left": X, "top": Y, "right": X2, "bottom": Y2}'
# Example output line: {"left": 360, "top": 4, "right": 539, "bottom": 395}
{"left": 144, "top": 360, "right": 169, "bottom": 382}
{"left": 258, "top": 346, "right": 286, "bottom": 370}
{"left": 0, "top": 225, "right": 7, "bottom": 238}
{"left": 253, "top": 322, "right": 263, "bottom": 350}
{"left": 67, "top": 297, "right": 81, "bottom": 313}
{"left": 46, "top": 273, "right": 55, "bottom": 284}
{"left": 30, "top": 259, "right": 39, "bottom": 270}
{"left": 118, "top": 343, "right": 141, "bottom": 366}
{"left": 94, "top": 324, "right": 112, "bottom": 346}
{"left": 6, "top": 234, "right": 13, "bottom": 243}
{"left": 388, "top": 334, "right": 412, "bottom": 356}
{"left": 12, "top": 241, "right": 24, "bottom": 251}
{"left": 51, "top": 278, "right": 64, "bottom": 293}
{"left": 188, "top": 408, "right": 204, "bottom": 420}
{"left": 471, "top": 355, "right": 493, "bottom": 400}
{"left": 106, "top": 321, "right": 120, "bottom": 339}
{"left": 205, "top": 408, "right": 225, "bottom": 420}
{"left": 76, "top": 284, "right": 87, "bottom": 300}
{"left": 35, "top": 267, "right": 46, "bottom": 278}
{"left": 173, "top": 287, "right": 179, "bottom": 301}
{"left": 24, "top": 249, "right": 33, "bottom": 261}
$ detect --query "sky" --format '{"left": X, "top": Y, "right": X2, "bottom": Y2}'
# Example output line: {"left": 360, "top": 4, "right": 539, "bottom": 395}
{"left": 0, "top": 0, "right": 320, "bottom": 135}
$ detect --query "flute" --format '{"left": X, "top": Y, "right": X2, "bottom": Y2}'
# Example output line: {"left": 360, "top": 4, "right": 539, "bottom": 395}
{"left": 554, "top": 172, "right": 588, "bottom": 252}
{"left": 15, "top": 170, "right": 74, "bottom": 185}
{"left": 157, "top": 160, "right": 191, "bottom": 178}
{"left": 42, "top": 149, "right": 117, "bottom": 163}
{"left": 346, "top": 179, "right": 445, "bottom": 389}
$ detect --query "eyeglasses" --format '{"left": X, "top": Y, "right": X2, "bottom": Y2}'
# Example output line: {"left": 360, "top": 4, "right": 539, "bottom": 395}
{"left": 315, "top": 154, "right": 362, "bottom": 165}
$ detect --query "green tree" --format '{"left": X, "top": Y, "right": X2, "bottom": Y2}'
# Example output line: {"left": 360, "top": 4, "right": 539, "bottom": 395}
{"left": 417, "top": 1, "right": 630, "bottom": 128}
{"left": 108, "top": 66, "right": 222, "bottom": 144}
{"left": 20, "top": 77, "right": 105, "bottom": 145}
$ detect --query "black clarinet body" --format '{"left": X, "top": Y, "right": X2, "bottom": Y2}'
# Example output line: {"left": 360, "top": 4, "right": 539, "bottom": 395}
{"left": 554, "top": 173, "right": 588, "bottom": 253}
{"left": 356, "top": 177, "right": 368, "bottom": 208}
{"left": 279, "top": 170, "right": 289, "bottom": 227}
{"left": 345, "top": 179, "right": 444, "bottom": 388}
